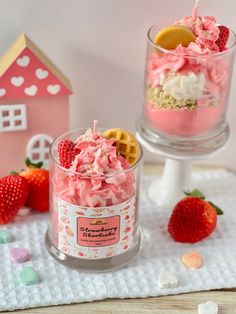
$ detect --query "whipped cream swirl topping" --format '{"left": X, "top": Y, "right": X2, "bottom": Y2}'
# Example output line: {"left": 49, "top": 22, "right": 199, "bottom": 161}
{"left": 160, "top": 72, "right": 205, "bottom": 100}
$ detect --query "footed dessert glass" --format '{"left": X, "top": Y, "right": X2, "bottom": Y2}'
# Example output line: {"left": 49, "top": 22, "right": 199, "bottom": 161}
{"left": 136, "top": 20, "right": 236, "bottom": 209}
{"left": 138, "top": 21, "right": 236, "bottom": 157}
{"left": 46, "top": 128, "right": 143, "bottom": 272}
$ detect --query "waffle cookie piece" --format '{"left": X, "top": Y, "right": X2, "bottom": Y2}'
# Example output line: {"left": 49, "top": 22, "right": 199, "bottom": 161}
{"left": 103, "top": 128, "right": 140, "bottom": 165}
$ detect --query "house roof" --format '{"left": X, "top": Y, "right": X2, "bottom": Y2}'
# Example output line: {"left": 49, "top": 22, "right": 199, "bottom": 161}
{"left": 0, "top": 33, "right": 72, "bottom": 100}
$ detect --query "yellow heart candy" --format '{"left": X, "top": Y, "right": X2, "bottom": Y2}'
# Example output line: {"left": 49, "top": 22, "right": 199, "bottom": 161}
{"left": 182, "top": 251, "right": 202, "bottom": 269}
{"left": 154, "top": 25, "right": 196, "bottom": 50}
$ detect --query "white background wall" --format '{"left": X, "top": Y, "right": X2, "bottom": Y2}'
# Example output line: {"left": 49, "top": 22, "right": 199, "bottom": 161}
{"left": 1, "top": 0, "right": 236, "bottom": 168}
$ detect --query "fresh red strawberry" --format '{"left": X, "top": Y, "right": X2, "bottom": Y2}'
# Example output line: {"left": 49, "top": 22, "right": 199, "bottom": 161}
{"left": 168, "top": 189, "right": 223, "bottom": 243}
{"left": 20, "top": 159, "right": 49, "bottom": 212}
{"left": 0, "top": 175, "right": 28, "bottom": 224}
{"left": 216, "top": 25, "right": 229, "bottom": 52}
{"left": 58, "top": 140, "right": 79, "bottom": 169}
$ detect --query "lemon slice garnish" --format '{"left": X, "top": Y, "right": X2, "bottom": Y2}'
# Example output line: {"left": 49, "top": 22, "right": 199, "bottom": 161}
{"left": 154, "top": 25, "right": 196, "bottom": 50}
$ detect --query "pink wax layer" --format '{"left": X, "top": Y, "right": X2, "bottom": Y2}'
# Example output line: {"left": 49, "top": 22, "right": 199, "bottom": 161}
{"left": 146, "top": 101, "right": 225, "bottom": 137}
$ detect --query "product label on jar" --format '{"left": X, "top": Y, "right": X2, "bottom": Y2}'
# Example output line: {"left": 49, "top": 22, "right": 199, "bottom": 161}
{"left": 56, "top": 196, "right": 136, "bottom": 259}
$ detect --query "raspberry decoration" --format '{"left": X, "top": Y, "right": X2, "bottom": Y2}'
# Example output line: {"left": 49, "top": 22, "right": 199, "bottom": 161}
{"left": 216, "top": 25, "right": 230, "bottom": 51}
{"left": 58, "top": 140, "right": 79, "bottom": 169}
{"left": 168, "top": 189, "right": 223, "bottom": 243}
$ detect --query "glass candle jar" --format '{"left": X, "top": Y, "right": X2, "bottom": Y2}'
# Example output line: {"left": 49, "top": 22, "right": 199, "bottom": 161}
{"left": 46, "top": 128, "right": 143, "bottom": 272}
{"left": 142, "top": 22, "right": 236, "bottom": 139}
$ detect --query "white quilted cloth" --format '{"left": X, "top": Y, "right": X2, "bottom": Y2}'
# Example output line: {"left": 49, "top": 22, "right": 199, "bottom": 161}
{"left": 1, "top": 170, "right": 236, "bottom": 311}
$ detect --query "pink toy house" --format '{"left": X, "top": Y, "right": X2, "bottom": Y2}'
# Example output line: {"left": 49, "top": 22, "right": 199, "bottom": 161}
{"left": 0, "top": 33, "right": 72, "bottom": 176}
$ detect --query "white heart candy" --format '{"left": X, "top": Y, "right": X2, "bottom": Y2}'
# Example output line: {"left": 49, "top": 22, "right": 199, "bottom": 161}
{"left": 24, "top": 85, "right": 37, "bottom": 96}
{"left": 47, "top": 84, "right": 61, "bottom": 95}
{"left": 0, "top": 88, "right": 6, "bottom": 97}
{"left": 17, "top": 56, "right": 30, "bottom": 67}
{"left": 198, "top": 301, "right": 218, "bottom": 314}
{"left": 35, "top": 68, "right": 48, "bottom": 79}
{"left": 11, "top": 76, "right": 24, "bottom": 87}
{"left": 158, "top": 270, "right": 178, "bottom": 289}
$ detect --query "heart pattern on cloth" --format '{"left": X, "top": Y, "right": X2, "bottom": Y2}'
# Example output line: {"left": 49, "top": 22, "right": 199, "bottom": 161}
{"left": 198, "top": 301, "right": 218, "bottom": 314}
{"left": 9, "top": 247, "right": 30, "bottom": 263}
{"left": 24, "top": 85, "right": 37, "bottom": 96}
{"left": 158, "top": 270, "right": 178, "bottom": 289}
{"left": 19, "top": 266, "right": 38, "bottom": 286}
{"left": 0, "top": 88, "right": 6, "bottom": 97}
{"left": 47, "top": 84, "right": 61, "bottom": 95}
{"left": 35, "top": 68, "right": 48, "bottom": 79}
{"left": 11, "top": 76, "right": 24, "bottom": 87}
{"left": 17, "top": 56, "right": 30, "bottom": 67}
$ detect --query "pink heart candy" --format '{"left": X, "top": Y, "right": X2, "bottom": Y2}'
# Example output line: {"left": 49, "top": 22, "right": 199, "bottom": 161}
{"left": 9, "top": 247, "right": 30, "bottom": 263}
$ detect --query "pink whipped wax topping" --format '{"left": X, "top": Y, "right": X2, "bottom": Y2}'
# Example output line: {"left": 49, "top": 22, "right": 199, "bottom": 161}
{"left": 174, "top": 0, "right": 220, "bottom": 54}
{"left": 147, "top": 1, "right": 229, "bottom": 95}
{"left": 147, "top": 51, "right": 229, "bottom": 96}
{"left": 175, "top": 0, "right": 220, "bottom": 53}
{"left": 70, "top": 125, "right": 129, "bottom": 175}
{"left": 54, "top": 124, "right": 135, "bottom": 208}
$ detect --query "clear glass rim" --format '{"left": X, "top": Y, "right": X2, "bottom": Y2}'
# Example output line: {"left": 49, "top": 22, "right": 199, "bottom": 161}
{"left": 49, "top": 127, "right": 143, "bottom": 177}
{"left": 147, "top": 21, "right": 236, "bottom": 58}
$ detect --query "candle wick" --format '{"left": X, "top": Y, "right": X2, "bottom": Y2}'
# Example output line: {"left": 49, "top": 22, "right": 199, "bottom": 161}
{"left": 93, "top": 120, "right": 98, "bottom": 134}
{"left": 192, "top": 0, "right": 200, "bottom": 21}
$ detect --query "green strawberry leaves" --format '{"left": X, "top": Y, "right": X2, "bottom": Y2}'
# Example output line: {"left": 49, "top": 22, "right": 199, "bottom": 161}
{"left": 184, "top": 189, "right": 205, "bottom": 199}
{"left": 11, "top": 158, "right": 43, "bottom": 175}
{"left": 184, "top": 188, "right": 223, "bottom": 215}
{"left": 10, "top": 171, "right": 18, "bottom": 175}
{"left": 25, "top": 158, "right": 43, "bottom": 169}
{"left": 208, "top": 201, "right": 224, "bottom": 215}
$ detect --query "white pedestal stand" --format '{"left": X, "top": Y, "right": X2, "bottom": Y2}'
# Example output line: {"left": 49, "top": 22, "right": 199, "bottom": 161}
{"left": 148, "top": 159, "right": 192, "bottom": 208}
{"left": 137, "top": 127, "right": 229, "bottom": 209}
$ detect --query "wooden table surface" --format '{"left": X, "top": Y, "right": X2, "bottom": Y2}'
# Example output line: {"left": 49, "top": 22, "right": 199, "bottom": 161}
{"left": 3, "top": 164, "right": 236, "bottom": 314}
